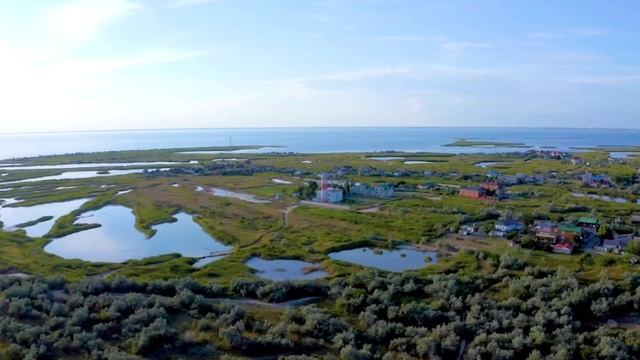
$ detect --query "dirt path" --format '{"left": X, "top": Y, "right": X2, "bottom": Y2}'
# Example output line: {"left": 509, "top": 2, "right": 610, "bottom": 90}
{"left": 283, "top": 203, "right": 300, "bottom": 227}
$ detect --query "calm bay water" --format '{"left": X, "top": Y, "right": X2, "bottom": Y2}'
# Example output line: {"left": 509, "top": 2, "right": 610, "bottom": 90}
{"left": 1, "top": 127, "right": 639, "bottom": 159}
{"left": 0, "top": 198, "right": 91, "bottom": 237}
{"left": 44, "top": 206, "right": 231, "bottom": 263}
{"left": 329, "top": 246, "right": 438, "bottom": 272}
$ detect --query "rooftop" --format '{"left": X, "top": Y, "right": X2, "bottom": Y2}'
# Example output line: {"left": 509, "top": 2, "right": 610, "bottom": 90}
{"left": 578, "top": 217, "right": 599, "bottom": 224}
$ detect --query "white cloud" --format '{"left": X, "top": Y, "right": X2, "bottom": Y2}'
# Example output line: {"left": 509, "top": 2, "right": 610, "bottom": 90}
{"left": 271, "top": 64, "right": 506, "bottom": 87}
{"left": 50, "top": 48, "right": 209, "bottom": 75}
{"left": 278, "top": 65, "right": 420, "bottom": 83}
{"left": 529, "top": 32, "right": 564, "bottom": 40}
{"left": 45, "top": 0, "right": 141, "bottom": 42}
{"left": 440, "top": 41, "right": 491, "bottom": 56}
{"left": 529, "top": 27, "right": 607, "bottom": 40}
{"left": 566, "top": 27, "right": 607, "bottom": 37}
{"left": 370, "top": 35, "right": 432, "bottom": 42}
{"left": 170, "top": 0, "right": 222, "bottom": 7}
{"left": 566, "top": 74, "right": 640, "bottom": 85}
{"left": 544, "top": 51, "right": 607, "bottom": 63}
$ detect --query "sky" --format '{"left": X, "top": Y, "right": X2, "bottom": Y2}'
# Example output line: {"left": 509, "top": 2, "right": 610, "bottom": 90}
{"left": 0, "top": 0, "right": 639, "bottom": 133}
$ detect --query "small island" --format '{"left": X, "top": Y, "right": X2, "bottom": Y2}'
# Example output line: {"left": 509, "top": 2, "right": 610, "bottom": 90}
{"left": 444, "top": 138, "right": 532, "bottom": 148}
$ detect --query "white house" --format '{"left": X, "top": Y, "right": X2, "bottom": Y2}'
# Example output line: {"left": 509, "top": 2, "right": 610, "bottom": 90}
{"left": 495, "top": 219, "right": 525, "bottom": 233}
{"left": 315, "top": 188, "right": 343, "bottom": 203}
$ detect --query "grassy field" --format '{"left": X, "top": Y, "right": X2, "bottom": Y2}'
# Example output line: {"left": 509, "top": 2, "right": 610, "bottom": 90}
{"left": 0, "top": 147, "right": 638, "bottom": 284}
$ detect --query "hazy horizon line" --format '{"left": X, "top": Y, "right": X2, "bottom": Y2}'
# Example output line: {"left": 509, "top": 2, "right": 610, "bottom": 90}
{"left": 1, "top": 125, "right": 639, "bottom": 136}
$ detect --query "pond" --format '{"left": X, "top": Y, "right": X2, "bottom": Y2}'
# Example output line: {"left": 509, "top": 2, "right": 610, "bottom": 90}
{"left": 0, "top": 161, "right": 188, "bottom": 170}
{"left": 210, "top": 187, "right": 270, "bottom": 203}
{"left": 0, "top": 198, "right": 91, "bottom": 237}
{"left": 369, "top": 156, "right": 405, "bottom": 161}
{"left": 245, "top": 257, "right": 328, "bottom": 281}
{"left": 610, "top": 152, "right": 639, "bottom": 160}
{"left": 212, "top": 158, "right": 248, "bottom": 162}
{"left": 1, "top": 169, "right": 145, "bottom": 184}
{"left": 404, "top": 161, "right": 433, "bottom": 164}
{"left": 328, "top": 246, "right": 438, "bottom": 272}
{"left": 571, "top": 192, "right": 629, "bottom": 203}
{"left": 44, "top": 206, "right": 232, "bottom": 263}
{"left": 475, "top": 162, "right": 499, "bottom": 168}
{"left": 272, "top": 179, "right": 293, "bottom": 184}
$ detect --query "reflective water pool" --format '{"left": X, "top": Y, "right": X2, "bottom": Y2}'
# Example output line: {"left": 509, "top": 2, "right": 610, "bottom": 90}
{"left": 44, "top": 206, "right": 232, "bottom": 263}
{"left": 328, "top": 246, "right": 438, "bottom": 272}
{"left": 245, "top": 257, "right": 328, "bottom": 281}
{"left": 610, "top": 152, "right": 639, "bottom": 159}
{"left": 369, "top": 157, "right": 405, "bottom": 161}
{"left": 572, "top": 192, "right": 629, "bottom": 203}
{"left": 272, "top": 179, "right": 293, "bottom": 184}
{"left": 404, "top": 161, "right": 433, "bottom": 164}
{"left": 0, "top": 198, "right": 91, "bottom": 237}
{"left": 212, "top": 158, "right": 248, "bottom": 162}
{"left": 0, "top": 161, "right": 187, "bottom": 170}
{"left": 210, "top": 187, "right": 270, "bottom": 203}
{"left": 475, "top": 162, "right": 499, "bottom": 168}
{"left": 2, "top": 169, "right": 145, "bottom": 184}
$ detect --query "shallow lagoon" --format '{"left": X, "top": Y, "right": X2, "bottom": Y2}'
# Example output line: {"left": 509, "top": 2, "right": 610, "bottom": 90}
{"left": 571, "top": 192, "right": 629, "bottom": 204}
{"left": 329, "top": 246, "right": 438, "bottom": 272}
{"left": 0, "top": 198, "right": 90, "bottom": 237}
{"left": 245, "top": 257, "right": 328, "bottom": 281}
{"left": 610, "top": 152, "right": 639, "bottom": 160}
{"left": 45, "top": 206, "right": 231, "bottom": 263}
{"left": 2, "top": 169, "right": 145, "bottom": 184}
{"left": 369, "top": 156, "right": 405, "bottom": 161}
{"left": 404, "top": 161, "right": 432, "bottom": 164}
{"left": 210, "top": 187, "right": 270, "bottom": 203}
{"left": 0, "top": 161, "right": 187, "bottom": 171}
{"left": 475, "top": 161, "right": 499, "bottom": 168}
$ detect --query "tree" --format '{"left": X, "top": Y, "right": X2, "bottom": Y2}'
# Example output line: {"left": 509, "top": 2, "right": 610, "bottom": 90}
{"left": 599, "top": 225, "right": 613, "bottom": 240}
{"left": 625, "top": 240, "right": 640, "bottom": 256}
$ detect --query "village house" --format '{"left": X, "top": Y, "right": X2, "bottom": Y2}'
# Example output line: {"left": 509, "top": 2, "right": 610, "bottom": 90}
{"left": 581, "top": 173, "right": 613, "bottom": 188}
{"left": 459, "top": 181, "right": 504, "bottom": 200}
{"left": 313, "top": 173, "right": 344, "bottom": 203}
{"left": 631, "top": 213, "right": 640, "bottom": 225}
{"left": 334, "top": 166, "right": 356, "bottom": 177}
{"left": 559, "top": 223, "right": 583, "bottom": 243}
{"left": 350, "top": 183, "right": 395, "bottom": 199}
{"left": 577, "top": 217, "right": 600, "bottom": 233}
{"left": 417, "top": 182, "right": 437, "bottom": 190}
{"left": 552, "top": 242, "right": 575, "bottom": 255}
{"left": 535, "top": 222, "right": 560, "bottom": 244}
{"left": 459, "top": 224, "right": 478, "bottom": 236}
{"left": 460, "top": 186, "right": 486, "bottom": 199}
{"left": 602, "top": 236, "right": 632, "bottom": 253}
{"left": 495, "top": 219, "right": 525, "bottom": 233}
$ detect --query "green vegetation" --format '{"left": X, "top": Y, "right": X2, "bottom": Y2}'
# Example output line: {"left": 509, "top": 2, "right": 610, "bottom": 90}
{"left": 1, "top": 145, "right": 639, "bottom": 357}
{"left": 443, "top": 138, "right": 532, "bottom": 148}
{"left": 13, "top": 216, "right": 53, "bottom": 228}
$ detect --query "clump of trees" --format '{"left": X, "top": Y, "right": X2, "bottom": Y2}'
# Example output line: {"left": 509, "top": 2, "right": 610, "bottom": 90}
{"left": 1, "top": 268, "right": 640, "bottom": 359}
{"left": 296, "top": 181, "right": 319, "bottom": 200}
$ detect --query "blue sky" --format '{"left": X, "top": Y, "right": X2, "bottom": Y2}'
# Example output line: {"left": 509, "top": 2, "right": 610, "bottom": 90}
{"left": 0, "top": 0, "right": 638, "bottom": 132}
